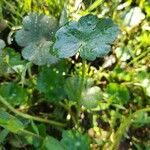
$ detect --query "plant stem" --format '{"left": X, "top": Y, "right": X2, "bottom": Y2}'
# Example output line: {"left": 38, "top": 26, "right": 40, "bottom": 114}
{"left": 110, "top": 107, "right": 150, "bottom": 150}
{"left": 0, "top": 95, "right": 66, "bottom": 127}
{"left": 75, "top": 60, "right": 86, "bottom": 128}
{"left": 85, "top": 0, "right": 104, "bottom": 12}
{"left": 20, "top": 129, "right": 43, "bottom": 139}
{"left": 127, "top": 48, "right": 150, "bottom": 66}
{"left": 79, "top": 59, "right": 86, "bottom": 102}
{"left": 59, "top": 101, "right": 77, "bottom": 126}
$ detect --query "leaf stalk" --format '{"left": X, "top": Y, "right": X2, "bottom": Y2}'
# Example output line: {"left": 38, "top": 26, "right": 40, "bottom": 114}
{"left": 0, "top": 95, "right": 66, "bottom": 127}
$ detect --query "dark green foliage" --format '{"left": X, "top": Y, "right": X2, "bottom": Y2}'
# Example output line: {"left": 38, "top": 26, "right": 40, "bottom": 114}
{"left": 15, "top": 12, "right": 58, "bottom": 65}
{"left": 81, "top": 86, "right": 102, "bottom": 109}
{"left": 64, "top": 76, "right": 82, "bottom": 101}
{"left": 61, "top": 130, "right": 91, "bottom": 150}
{"left": 65, "top": 76, "right": 102, "bottom": 109}
{"left": 106, "top": 83, "right": 130, "bottom": 105}
{"left": 0, "top": 48, "right": 25, "bottom": 76}
{"left": 54, "top": 14, "right": 119, "bottom": 60}
{"left": 0, "top": 110, "right": 24, "bottom": 133}
{"left": 0, "top": 82, "right": 28, "bottom": 106}
{"left": 37, "top": 62, "right": 67, "bottom": 101}
{"left": 0, "top": 0, "right": 149, "bottom": 149}
{"left": 40, "top": 136, "right": 65, "bottom": 150}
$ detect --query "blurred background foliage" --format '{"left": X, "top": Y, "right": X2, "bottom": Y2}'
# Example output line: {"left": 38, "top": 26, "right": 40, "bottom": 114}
{"left": 0, "top": 0, "right": 150, "bottom": 149}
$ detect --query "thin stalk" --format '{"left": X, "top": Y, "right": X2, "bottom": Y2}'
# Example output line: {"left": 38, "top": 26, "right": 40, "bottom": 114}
{"left": 59, "top": 101, "right": 77, "bottom": 126}
{"left": 20, "top": 129, "right": 43, "bottom": 140}
{"left": 0, "top": 95, "right": 66, "bottom": 127}
{"left": 111, "top": 107, "right": 150, "bottom": 150}
{"left": 85, "top": 0, "right": 104, "bottom": 12}
{"left": 75, "top": 60, "right": 86, "bottom": 128}
{"left": 79, "top": 59, "right": 86, "bottom": 102}
{"left": 127, "top": 48, "right": 150, "bottom": 66}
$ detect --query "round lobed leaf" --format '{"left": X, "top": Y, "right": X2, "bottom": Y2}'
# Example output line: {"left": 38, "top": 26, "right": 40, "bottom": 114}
{"left": 0, "top": 82, "right": 28, "bottom": 106}
{"left": 16, "top": 12, "right": 57, "bottom": 47}
{"left": 61, "top": 130, "right": 91, "bottom": 150}
{"left": 37, "top": 65, "right": 66, "bottom": 101}
{"left": 41, "top": 136, "right": 65, "bottom": 150}
{"left": 15, "top": 12, "right": 58, "bottom": 65}
{"left": 81, "top": 86, "right": 102, "bottom": 109}
{"left": 22, "top": 41, "right": 58, "bottom": 65}
{"left": 54, "top": 14, "right": 119, "bottom": 60}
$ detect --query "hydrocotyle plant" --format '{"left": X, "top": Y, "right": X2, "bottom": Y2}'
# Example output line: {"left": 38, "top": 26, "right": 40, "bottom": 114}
{"left": 0, "top": 12, "right": 120, "bottom": 149}
{"left": 54, "top": 14, "right": 119, "bottom": 109}
{"left": 15, "top": 12, "right": 119, "bottom": 109}
{"left": 15, "top": 12, "right": 58, "bottom": 65}
{"left": 53, "top": 14, "right": 119, "bottom": 60}
{"left": 15, "top": 13, "right": 119, "bottom": 65}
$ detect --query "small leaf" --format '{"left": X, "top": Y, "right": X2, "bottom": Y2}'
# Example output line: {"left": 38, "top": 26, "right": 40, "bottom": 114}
{"left": 54, "top": 14, "right": 119, "bottom": 60}
{"left": 61, "top": 130, "right": 91, "bottom": 150}
{"left": 132, "top": 112, "right": 150, "bottom": 127}
{"left": 64, "top": 76, "right": 81, "bottom": 101}
{"left": 41, "top": 136, "right": 65, "bottom": 150}
{"left": 0, "top": 82, "right": 28, "bottom": 106}
{"left": 31, "top": 121, "right": 39, "bottom": 135}
{"left": 0, "top": 110, "right": 24, "bottom": 133}
{"left": 37, "top": 124, "right": 47, "bottom": 137}
{"left": 37, "top": 64, "right": 66, "bottom": 101}
{"left": 15, "top": 12, "right": 58, "bottom": 65}
{"left": 106, "top": 83, "right": 130, "bottom": 105}
{"left": 81, "top": 86, "right": 102, "bottom": 109}
{"left": 65, "top": 76, "right": 102, "bottom": 108}
{"left": 0, "top": 48, "right": 26, "bottom": 76}
{"left": 0, "top": 129, "right": 9, "bottom": 144}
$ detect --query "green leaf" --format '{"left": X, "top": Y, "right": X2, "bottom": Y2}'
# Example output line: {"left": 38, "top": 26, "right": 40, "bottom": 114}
{"left": 65, "top": 76, "right": 102, "bottom": 108}
{"left": 37, "top": 124, "right": 47, "bottom": 137}
{"left": 0, "top": 110, "right": 24, "bottom": 133}
{"left": 15, "top": 12, "right": 58, "bottom": 65}
{"left": 0, "top": 39, "right": 5, "bottom": 51}
{"left": 31, "top": 121, "right": 39, "bottom": 135}
{"left": 37, "top": 64, "right": 66, "bottom": 101}
{"left": 110, "top": 67, "right": 131, "bottom": 82}
{"left": 132, "top": 112, "right": 150, "bottom": 127}
{"left": 41, "top": 136, "right": 65, "bottom": 150}
{"left": 16, "top": 12, "right": 57, "bottom": 47}
{"left": 22, "top": 41, "right": 58, "bottom": 65}
{"left": 0, "top": 129, "right": 9, "bottom": 144}
{"left": 61, "top": 130, "right": 91, "bottom": 150}
{"left": 0, "top": 48, "right": 25, "bottom": 76}
{"left": 64, "top": 76, "right": 81, "bottom": 101}
{"left": 106, "top": 83, "right": 130, "bottom": 105}
{"left": 54, "top": 14, "right": 119, "bottom": 60}
{"left": 0, "top": 82, "right": 28, "bottom": 106}
{"left": 81, "top": 86, "right": 102, "bottom": 109}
